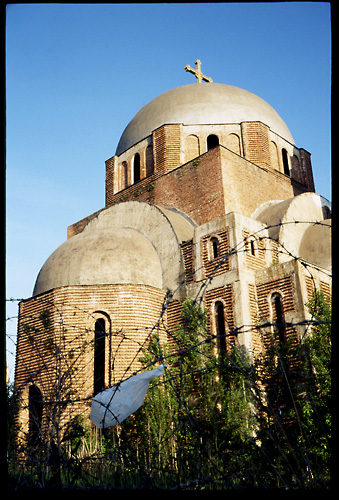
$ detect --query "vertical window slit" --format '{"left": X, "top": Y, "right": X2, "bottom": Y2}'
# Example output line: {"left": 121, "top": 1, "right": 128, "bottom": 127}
{"left": 94, "top": 318, "right": 105, "bottom": 395}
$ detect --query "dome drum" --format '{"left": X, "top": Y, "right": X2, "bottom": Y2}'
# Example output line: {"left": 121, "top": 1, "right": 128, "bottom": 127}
{"left": 108, "top": 83, "right": 314, "bottom": 200}
{"left": 115, "top": 83, "right": 294, "bottom": 156}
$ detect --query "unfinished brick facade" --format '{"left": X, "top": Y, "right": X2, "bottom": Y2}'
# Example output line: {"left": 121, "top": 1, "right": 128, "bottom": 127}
{"left": 15, "top": 81, "right": 331, "bottom": 442}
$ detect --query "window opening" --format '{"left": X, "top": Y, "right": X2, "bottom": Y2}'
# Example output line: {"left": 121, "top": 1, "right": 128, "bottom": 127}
{"left": 122, "top": 161, "right": 128, "bottom": 188}
{"left": 282, "top": 149, "right": 290, "bottom": 176}
{"left": 272, "top": 293, "right": 285, "bottom": 343}
{"left": 207, "top": 134, "right": 219, "bottom": 151}
{"left": 215, "top": 301, "right": 228, "bottom": 380}
{"left": 211, "top": 237, "right": 219, "bottom": 259}
{"left": 94, "top": 318, "right": 105, "bottom": 395}
{"left": 250, "top": 239, "right": 255, "bottom": 256}
{"left": 133, "top": 153, "right": 141, "bottom": 183}
{"left": 29, "top": 385, "right": 43, "bottom": 443}
{"left": 215, "top": 301, "right": 227, "bottom": 356}
{"left": 322, "top": 205, "right": 331, "bottom": 219}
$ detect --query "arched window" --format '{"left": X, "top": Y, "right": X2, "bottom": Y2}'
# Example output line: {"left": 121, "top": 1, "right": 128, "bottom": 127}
{"left": 271, "top": 293, "right": 285, "bottom": 343}
{"left": 94, "top": 318, "right": 105, "bottom": 395}
{"left": 282, "top": 149, "right": 290, "bottom": 176}
{"left": 215, "top": 301, "right": 227, "bottom": 357}
{"left": 248, "top": 237, "right": 257, "bottom": 256}
{"left": 227, "top": 133, "right": 241, "bottom": 155}
{"left": 186, "top": 134, "right": 200, "bottom": 162}
{"left": 245, "top": 235, "right": 256, "bottom": 256}
{"left": 122, "top": 161, "right": 128, "bottom": 189}
{"left": 207, "top": 134, "right": 219, "bottom": 151}
{"left": 210, "top": 237, "right": 220, "bottom": 259}
{"left": 133, "top": 153, "right": 141, "bottom": 183}
{"left": 270, "top": 141, "right": 280, "bottom": 170}
{"left": 29, "top": 385, "right": 43, "bottom": 443}
{"left": 291, "top": 155, "right": 300, "bottom": 181}
{"left": 322, "top": 205, "right": 331, "bottom": 219}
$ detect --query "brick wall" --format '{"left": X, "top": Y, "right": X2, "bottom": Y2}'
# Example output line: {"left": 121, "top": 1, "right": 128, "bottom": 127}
{"left": 103, "top": 147, "right": 226, "bottom": 226}
{"left": 180, "top": 240, "right": 194, "bottom": 283}
{"left": 241, "top": 121, "right": 271, "bottom": 168}
{"left": 305, "top": 275, "right": 332, "bottom": 301}
{"left": 255, "top": 275, "right": 297, "bottom": 351}
{"left": 248, "top": 282, "right": 263, "bottom": 357}
{"left": 219, "top": 146, "right": 310, "bottom": 217}
{"left": 15, "top": 291, "right": 58, "bottom": 391}
{"left": 15, "top": 284, "right": 169, "bottom": 438}
{"left": 105, "top": 156, "right": 115, "bottom": 206}
{"left": 205, "top": 284, "right": 235, "bottom": 348}
{"left": 201, "top": 228, "right": 230, "bottom": 278}
{"left": 70, "top": 143, "right": 312, "bottom": 238}
{"left": 242, "top": 229, "right": 267, "bottom": 270}
{"left": 256, "top": 276, "right": 295, "bottom": 320}
{"left": 299, "top": 148, "right": 315, "bottom": 191}
{"left": 153, "top": 124, "right": 181, "bottom": 174}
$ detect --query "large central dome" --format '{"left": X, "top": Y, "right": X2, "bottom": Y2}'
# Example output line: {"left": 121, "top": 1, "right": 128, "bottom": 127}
{"left": 116, "top": 83, "right": 294, "bottom": 155}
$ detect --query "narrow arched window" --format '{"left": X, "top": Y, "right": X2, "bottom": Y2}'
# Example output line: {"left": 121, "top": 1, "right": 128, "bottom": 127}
{"left": 215, "top": 301, "right": 227, "bottom": 356}
{"left": 207, "top": 134, "right": 219, "bottom": 151}
{"left": 282, "top": 149, "right": 290, "bottom": 176}
{"left": 186, "top": 134, "right": 200, "bottom": 162}
{"left": 133, "top": 153, "right": 141, "bottom": 183}
{"left": 29, "top": 385, "right": 43, "bottom": 444}
{"left": 210, "top": 237, "right": 219, "bottom": 259}
{"left": 272, "top": 293, "right": 285, "bottom": 343}
{"left": 94, "top": 318, "right": 105, "bottom": 395}
{"left": 250, "top": 239, "right": 256, "bottom": 256}
{"left": 122, "top": 161, "right": 128, "bottom": 189}
{"left": 227, "top": 133, "right": 241, "bottom": 155}
{"left": 322, "top": 205, "right": 331, "bottom": 219}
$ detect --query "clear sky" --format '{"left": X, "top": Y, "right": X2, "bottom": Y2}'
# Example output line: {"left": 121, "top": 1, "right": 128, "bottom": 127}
{"left": 6, "top": 2, "right": 331, "bottom": 381}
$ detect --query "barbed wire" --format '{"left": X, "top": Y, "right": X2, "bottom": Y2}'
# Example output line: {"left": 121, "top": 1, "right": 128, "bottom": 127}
{"left": 6, "top": 220, "right": 331, "bottom": 490}
{"left": 6, "top": 220, "right": 332, "bottom": 397}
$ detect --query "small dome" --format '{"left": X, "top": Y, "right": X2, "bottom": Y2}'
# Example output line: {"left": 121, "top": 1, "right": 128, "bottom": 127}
{"left": 299, "top": 220, "right": 331, "bottom": 271}
{"left": 33, "top": 227, "right": 163, "bottom": 296}
{"left": 253, "top": 193, "right": 332, "bottom": 270}
{"left": 33, "top": 201, "right": 196, "bottom": 298}
{"left": 116, "top": 83, "right": 294, "bottom": 155}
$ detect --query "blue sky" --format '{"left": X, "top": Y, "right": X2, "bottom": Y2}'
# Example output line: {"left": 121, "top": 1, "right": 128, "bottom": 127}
{"left": 6, "top": 2, "right": 331, "bottom": 381}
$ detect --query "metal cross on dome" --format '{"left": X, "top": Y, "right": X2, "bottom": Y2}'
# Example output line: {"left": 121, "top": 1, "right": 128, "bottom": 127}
{"left": 184, "top": 59, "right": 213, "bottom": 83}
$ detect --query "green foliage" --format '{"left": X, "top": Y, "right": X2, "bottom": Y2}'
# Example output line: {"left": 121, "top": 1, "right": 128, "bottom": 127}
{"left": 252, "top": 290, "right": 331, "bottom": 487}
{"left": 9, "top": 294, "right": 331, "bottom": 489}
{"left": 300, "top": 290, "right": 331, "bottom": 480}
{"left": 304, "top": 290, "right": 331, "bottom": 394}
{"left": 120, "top": 298, "right": 258, "bottom": 487}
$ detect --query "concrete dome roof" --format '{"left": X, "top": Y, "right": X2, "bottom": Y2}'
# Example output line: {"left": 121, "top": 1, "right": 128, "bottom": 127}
{"left": 116, "top": 83, "right": 294, "bottom": 155}
{"left": 253, "top": 193, "right": 332, "bottom": 270}
{"left": 33, "top": 227, "right": 163, "bottom": 296}
{"left": 299, "top": 219, "right": 331, "bottom": 271}
{"left": 33, "top": 201, "right": 196, "bottom": 297}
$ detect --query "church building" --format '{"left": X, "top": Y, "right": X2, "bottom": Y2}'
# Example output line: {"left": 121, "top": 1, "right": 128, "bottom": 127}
{"left": 14, "top": 61, "right": 331, "bottom": 441}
